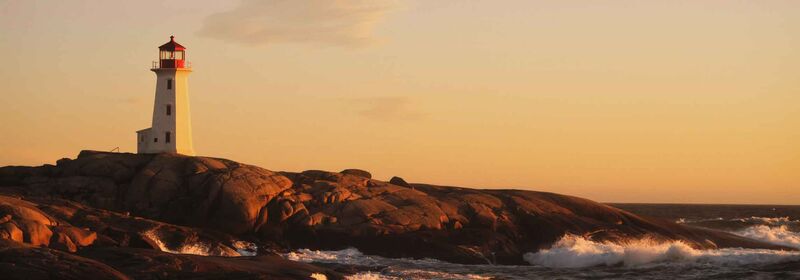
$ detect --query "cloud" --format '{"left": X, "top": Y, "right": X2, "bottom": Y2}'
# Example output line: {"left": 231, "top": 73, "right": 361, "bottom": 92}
{"left": 343, "top": 96, "right": 423, "bottom": 122}
{"left": 198, "top": 0, "right": 398, "bottom": 47}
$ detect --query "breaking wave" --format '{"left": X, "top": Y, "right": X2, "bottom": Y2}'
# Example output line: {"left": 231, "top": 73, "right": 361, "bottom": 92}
{"left": 673, "top": 215, "right": 800, "bottom": 249}
{"left": 143, "top": 230, "right": 214, "bottom": 256}
{"left": 143, "top": 229, "right": 257, "bottom": 257}
{"left": 523, "top": 235, "right": 800, "bottom": 268}
{"left": 735, "top": 225, "right": 800, "bottom": 249}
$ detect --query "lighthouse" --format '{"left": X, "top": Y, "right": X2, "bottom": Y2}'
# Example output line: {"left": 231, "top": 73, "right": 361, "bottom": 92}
{"left": 136, "top": 36, "right": 195, "bottom": 155}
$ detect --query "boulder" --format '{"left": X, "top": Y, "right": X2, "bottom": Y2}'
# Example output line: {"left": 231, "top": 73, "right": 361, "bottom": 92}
{"left": 0, "top": 222, "right": 23, "bottom": 242}
{"left": 340, "top": 169, "right": 372, "bottom": 179}
{"left": 54, "top": 226, "right": 96, "bottom": 247}
{"left": 389, "top": 176, "right": 410, "bottom": 187}
{"left": 50, "top": 231, "right": 78, "bottom": 252}
{"left": 118, "top": 154, "right": 293, "bottom": 235}
{"left": 0, "top": 239, "right": 129, "bottom": 280}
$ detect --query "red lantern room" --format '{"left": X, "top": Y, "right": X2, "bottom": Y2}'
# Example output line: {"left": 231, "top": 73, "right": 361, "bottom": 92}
{"left": 156, "top": 36, "right": 187, "bottom": 69}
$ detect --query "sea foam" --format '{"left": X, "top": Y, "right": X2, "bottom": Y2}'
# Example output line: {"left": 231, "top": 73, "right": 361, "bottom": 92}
{"left": 286, "top": 248, "right": 491, "bottom": 280}
{"left": 143, "top": 229, "right": 213, "bottom": 256}
{"left": 676, "top": 216, "right": 800, "bottom": 227}
{"left": 523, "top": 234, "right": 800, "bottom": 268}
{"left": 143, "top": 229, "right": 255, "bottom": 257}
{"left": 735, "top": 225, "right": 800, "bottom": 249}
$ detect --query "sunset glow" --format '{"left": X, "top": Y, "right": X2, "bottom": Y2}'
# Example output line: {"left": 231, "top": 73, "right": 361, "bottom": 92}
{"left": 1, "top": 0, "right": 797, "bottom": 204}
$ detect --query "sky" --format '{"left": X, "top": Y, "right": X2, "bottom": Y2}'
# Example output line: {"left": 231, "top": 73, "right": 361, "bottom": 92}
{"left": 0, "top": 0, "right": 798, "bottom": 204}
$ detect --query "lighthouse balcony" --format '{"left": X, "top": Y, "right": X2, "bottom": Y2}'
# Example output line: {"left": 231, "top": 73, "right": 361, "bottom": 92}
{"left": 152, "top": 60, "right": 192, "bottom": 70}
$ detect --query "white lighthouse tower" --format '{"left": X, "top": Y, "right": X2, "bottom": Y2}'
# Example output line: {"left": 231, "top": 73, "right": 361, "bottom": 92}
{"left": 136, "top": 36, "right": 195, "bottom": 155}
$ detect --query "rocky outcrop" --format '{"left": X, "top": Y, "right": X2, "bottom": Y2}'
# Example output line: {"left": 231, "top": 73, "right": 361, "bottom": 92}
{"left": 0, "top": 195, "right": 97, "bottom": 252}
{"left": 0, "top": 150, "right": 794, "bottom": 268}
{"left": 388, "top": 176, "right": 410, "bottom": 188}
{"left": 74, "top": 246, "right": 343, "bottom": 280}
{"left": 3, "top": 151, "right": 292, "bottom": 236}
{"left": 0, "top": 239, "right": 343, "bottom": 280}
{"left": 340, "top": 169, "right": 371, "bottom": 179}
{"left": 0, "top": 191, "right": 342, "bottom": 279}
{"left": 0, "top": 239, "right": 129, "bottom": 280}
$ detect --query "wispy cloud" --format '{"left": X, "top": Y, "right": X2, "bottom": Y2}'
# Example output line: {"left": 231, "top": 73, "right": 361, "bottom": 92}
{"left": 198, "top": 0, "right": 398, "bottom": 47}
{"left": 342, "top": 96, "right": 423, "bottom": 122}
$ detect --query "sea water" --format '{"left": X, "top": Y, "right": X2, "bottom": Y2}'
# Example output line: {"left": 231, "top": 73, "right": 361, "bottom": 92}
{"left": 286, "top": 204, "right": 800, "bottom": 279}
{"left": 144, "top": 204, "right": 800, "bottom": 279}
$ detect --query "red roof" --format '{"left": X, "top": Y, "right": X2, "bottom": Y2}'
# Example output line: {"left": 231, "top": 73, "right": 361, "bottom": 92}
{"left": 159, "top": 36, "right": 186, "bottom": 51}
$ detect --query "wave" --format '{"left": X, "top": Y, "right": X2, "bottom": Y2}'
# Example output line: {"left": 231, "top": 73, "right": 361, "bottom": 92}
{"left": 675, "top": 217, "right": 724, "bottom": 224}
{"left": 286, "top": 248, "right": 491, "bottom": 280}
{"left": 143, "top": 229, "right": 257, "bottom": 257}
{"left": 143, "top": 230, "right": 214, "bottom": 256}
{"left": 735, "top": 225, "right": 800, "bottom": 249}
{"left": 285, "top": 245, "right": 799, "bottom": 279}
{"left": 523, "top": 235, "right": 800, "bottom": 268}
{"left": 286, "top": 248, "right": 367, "bottom": 264}
{"left": 232, "top": 240, "right": 259, "bottom": 256}
{"left": 344, "top": 271, "right": 489, "bottom": 280}
{"left": 676, "top": 216, "right": 800, "bottom": 226}
{"left": 343, "top": 272, "right": 385, "bottom": 280}
{"left": 672, "top": 215, "right": 800, "bottom": 249}
{"left": 739, "top": 216, "right": 800, "bottom": 226}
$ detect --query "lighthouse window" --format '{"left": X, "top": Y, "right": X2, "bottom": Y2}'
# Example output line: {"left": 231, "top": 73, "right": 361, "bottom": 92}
{"left": 166, "top": 105, "right": 172, "bottom": 116}
{"left": 165, "top": 132, "right": 171, "bottom": 143}
{"left": 167, "top": 79, "right": 172, "bottom": 90}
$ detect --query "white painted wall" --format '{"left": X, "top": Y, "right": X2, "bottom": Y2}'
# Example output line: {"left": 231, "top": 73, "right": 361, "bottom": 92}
{"left": 136, "top": 128, "right": 151, "bottom": 153}
{"left": 136, "top": 68, "right": 194, "bottom": 155}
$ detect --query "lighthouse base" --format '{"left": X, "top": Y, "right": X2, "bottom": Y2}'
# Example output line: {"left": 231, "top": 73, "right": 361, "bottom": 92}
{"left": 136, "top": 127, "right": 194, "bottom": 155}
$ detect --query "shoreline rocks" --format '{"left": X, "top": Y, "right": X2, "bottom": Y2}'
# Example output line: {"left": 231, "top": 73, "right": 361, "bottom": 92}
{"left": 0, "top": 150, "right": 794, "bottom": 276}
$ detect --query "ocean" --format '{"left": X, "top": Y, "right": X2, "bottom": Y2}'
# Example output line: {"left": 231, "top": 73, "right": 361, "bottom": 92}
{"left": 285, "top": 204, "right": 800, "bottom": 279}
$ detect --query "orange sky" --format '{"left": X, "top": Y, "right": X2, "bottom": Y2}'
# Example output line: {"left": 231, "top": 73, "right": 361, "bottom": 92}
{"left": 1, "top": 1, "right": 798, "bottom": 204}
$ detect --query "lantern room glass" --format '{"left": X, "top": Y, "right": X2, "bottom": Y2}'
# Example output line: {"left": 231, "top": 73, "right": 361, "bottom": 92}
{"left": 160, "top": 50, "right": 184, "bottom": 60}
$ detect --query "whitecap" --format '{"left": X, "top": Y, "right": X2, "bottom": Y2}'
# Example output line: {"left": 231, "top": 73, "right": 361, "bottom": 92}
{"left": 738, "top": 216, "right": 800, "bottom": 226}
{"left": 735, "top": 225, "right": 800, "bottom": 249}
{"left": 523, "top": 234, "right": 800, "bottom": 268}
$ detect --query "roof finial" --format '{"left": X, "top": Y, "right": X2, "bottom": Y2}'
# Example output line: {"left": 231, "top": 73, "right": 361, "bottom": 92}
{"left": 170, "top": 35, "right": 175, "bottom": 41}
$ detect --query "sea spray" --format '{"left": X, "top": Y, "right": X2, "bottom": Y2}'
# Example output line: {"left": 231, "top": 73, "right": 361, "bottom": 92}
{"left": 344, "top": 272, "right": 392, "bottom": 280}
{"left": 143, "top": 230, "right": 213, "bottom": 256}
{"left": 143, "top": 229, "right": 250, "bottom": 257}
{"left": 674, "top": 215, "right": 800, "bottom": 249}
{"left": 737, "top": 216, "right": 800, "bottom": 226}
{"left": 285, "top": 248, "right": 491, "bottom": 280}
{"left": 523, "top": 234, "right": 800, "bottom": 268}
{"left": 735, "top": 225, "right": 800, "bottom": 249}
{"left": 232, "top": 240, "right": 259, "bottom": 256}
{"left": 287, "top": 248, "right": 367, "bottom": 264}
{"left": 283, "top": 245, "right": 800, "bottom": 279}
{"left": 675, "top": 216, "right": 800, "bottom": 229}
